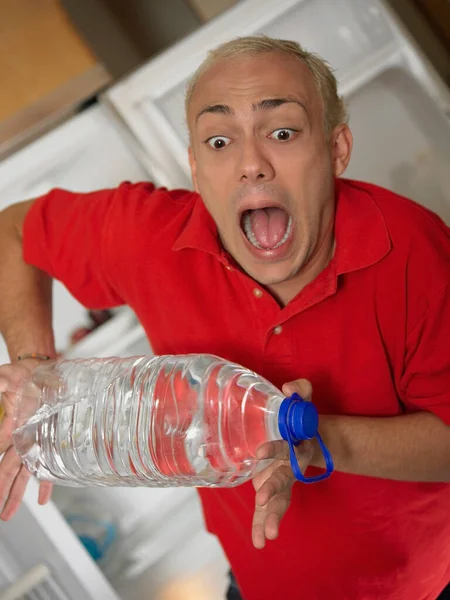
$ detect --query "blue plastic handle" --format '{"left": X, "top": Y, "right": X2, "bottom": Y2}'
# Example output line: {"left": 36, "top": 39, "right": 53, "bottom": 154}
{"left": 278, "top": 393, "right": 334, "bottom": 483}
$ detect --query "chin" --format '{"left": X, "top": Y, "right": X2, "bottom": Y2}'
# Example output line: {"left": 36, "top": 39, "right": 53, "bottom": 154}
{"left": 243, "top": 261, "right": 298, "bottom": 287}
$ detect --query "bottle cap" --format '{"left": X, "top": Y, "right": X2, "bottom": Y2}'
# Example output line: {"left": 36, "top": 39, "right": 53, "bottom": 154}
{"left": 278, "top": 393, "right": 334, "bottom": 483}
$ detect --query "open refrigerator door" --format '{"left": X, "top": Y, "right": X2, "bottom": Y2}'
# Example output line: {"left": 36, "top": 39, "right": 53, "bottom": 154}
{"left": 0, "top": 103, "right": 228, "bottom": 599}
{"left": 0, "top": 103, "right": 149, "bottom": 366}
{"left": 103, "top": 0, "right": 450, "bottom": 223}
{"left": 0, "top": 485, "right": 119, "bottom": 600}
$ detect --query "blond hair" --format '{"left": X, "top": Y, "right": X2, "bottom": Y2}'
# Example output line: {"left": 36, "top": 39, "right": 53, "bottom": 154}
{"left": 185, "top": 35, "right": 348, "bottom": 136}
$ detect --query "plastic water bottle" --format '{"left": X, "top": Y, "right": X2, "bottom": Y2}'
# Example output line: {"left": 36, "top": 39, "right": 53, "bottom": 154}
{"left": 12, "top": 354, "right": 333, "bottom": 488}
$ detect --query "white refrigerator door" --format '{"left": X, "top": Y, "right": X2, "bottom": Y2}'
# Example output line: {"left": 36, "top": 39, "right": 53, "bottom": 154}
{"left": 0, "top": 103, "right": 149, "bottom": 366}
{"left": 0, "top": 105, "right": 228, "bottom": 599}
{"left": 62, "top": 325, "right": 229, "bottom": 600}
{"left": 0, "top": 480, "right": 119, "bottom": 600}
{"left": 0, "top": 105, "right": 148, "bottom": 600}
{"left": 2, "top": 312, "right": 228, "bottom": 600}
{"left": 104, "top": 0, "right": 450, "bottom": 223}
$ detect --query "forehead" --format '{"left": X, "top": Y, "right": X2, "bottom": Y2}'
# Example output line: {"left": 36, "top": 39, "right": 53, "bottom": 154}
{"left": 188, "top": 52, "right": 319, "bottom": 120}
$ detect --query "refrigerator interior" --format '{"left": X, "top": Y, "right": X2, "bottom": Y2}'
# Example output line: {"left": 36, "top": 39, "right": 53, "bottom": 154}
{"left": 344, "top": 66, "right": 450, "bottom": 223}
{"left": 1, "top": 315, "right": 229, "bottom": 600}
{"left": 0, "top": 491, "right": 118, "bottom": 600}
{"left": 59, "top": 312, "right": 230, "bottom": 600}
{"left": 0, "top": 104, "right": 149, "bottom": 366}
{"left": 0, "top": 105, "right": 229, "bottom": 599}
{"left": 104, "top": 0, "right": 450, "bottom": 223}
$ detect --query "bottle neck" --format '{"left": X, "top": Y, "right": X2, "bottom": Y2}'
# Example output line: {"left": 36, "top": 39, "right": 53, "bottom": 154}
{"left": 266, "top": 392, "right": 285, "bottom": 442}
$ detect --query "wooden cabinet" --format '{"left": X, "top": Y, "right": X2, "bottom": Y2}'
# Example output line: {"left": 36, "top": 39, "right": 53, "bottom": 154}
{"left": 414, "top": 0, "right": 450, "bottom": 50}
{"left": 185, "top": 0, "right": 238, "bottom": 23}
{"left": 0, "top": 0, "right": 111, "bottom": 157}
{"left": 385, "top": 0, "right": 450, "bottom": 88}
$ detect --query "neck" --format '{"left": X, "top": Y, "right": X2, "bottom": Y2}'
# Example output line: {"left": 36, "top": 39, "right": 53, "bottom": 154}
{"left": 268, "top": 216, "right": 336, "bottom": 307}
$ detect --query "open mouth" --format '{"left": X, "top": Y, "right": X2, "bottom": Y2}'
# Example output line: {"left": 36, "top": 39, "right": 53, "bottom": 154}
{"left": 240, "top": 207, "right": 293, "bottom": 251}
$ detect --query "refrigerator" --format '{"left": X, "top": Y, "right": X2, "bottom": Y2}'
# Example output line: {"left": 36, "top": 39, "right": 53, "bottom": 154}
{"left": 0, "top": 104, "right": 229, "bottom": 600}
{"left": 1, "top": 1, "right": 449, "bottom": 599}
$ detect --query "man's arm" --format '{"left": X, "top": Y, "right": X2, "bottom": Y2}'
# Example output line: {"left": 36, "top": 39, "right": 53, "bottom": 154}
{"left": 0, "top": 200, "right": 56, "bottom": 360}
{"left": 252, "top": 381, "right": 450, "bottom": 550}
{"left": 313, "top": 281, "right": 450, "bottom": 482}
{"left": 0, "top": 200, "right": 56, "bottom": 520}
{"left": 312, "top": 411, "right": 450, "bottom": 482}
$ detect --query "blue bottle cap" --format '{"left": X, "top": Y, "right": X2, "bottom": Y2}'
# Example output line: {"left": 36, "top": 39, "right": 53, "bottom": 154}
{"left": 278, "top": 393, "right": 334, "bottom": 483}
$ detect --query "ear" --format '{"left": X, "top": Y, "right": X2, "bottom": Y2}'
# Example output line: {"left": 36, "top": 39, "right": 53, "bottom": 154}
{"left": 188, "top": 146, "right": 199, "bottom": 192}
{"left": 330, "top": 124, "right": 353, "bottom": 177}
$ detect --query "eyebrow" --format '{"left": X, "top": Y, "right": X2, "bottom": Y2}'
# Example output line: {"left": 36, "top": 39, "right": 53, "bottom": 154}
{"left": 253, "top": 97, "right": 307, "bottom": 113}
{"left": 195, "top": 97, "right": 308, "bottom": 123}
{"left": 196, "top": 104, "right": 234, "bottom": 122}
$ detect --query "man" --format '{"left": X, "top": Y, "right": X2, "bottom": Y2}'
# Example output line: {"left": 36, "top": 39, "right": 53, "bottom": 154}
{"left": 0, "top": 35, "right": 450, "bottom": 600}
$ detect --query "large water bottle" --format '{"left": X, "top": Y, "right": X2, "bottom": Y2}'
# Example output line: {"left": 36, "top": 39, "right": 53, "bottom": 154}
{"left": 12, "top": 354, "right": 333, "bottom": 488}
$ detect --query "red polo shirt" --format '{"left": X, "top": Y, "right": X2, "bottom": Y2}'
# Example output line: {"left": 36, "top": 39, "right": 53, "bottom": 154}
{"left": 24, "top": 178, "right": 450, "bottom": 600}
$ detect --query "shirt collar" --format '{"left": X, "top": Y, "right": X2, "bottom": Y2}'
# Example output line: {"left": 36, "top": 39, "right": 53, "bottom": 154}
{"left": 172, "top": 179, "right": 391, "bottom": 273}
{"left": 172, "top": 192, "right": 221, "bottom": 256}
{"left": 333, "top": 178, "right": 391, "bottom": 275}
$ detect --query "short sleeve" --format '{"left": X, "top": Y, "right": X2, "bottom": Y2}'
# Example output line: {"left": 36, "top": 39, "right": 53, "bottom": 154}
{"left": 401, "top": 284, "right": 450, "bottom": 425}
{"left": 23, "top": 182, "right": 156, "bottom": 309}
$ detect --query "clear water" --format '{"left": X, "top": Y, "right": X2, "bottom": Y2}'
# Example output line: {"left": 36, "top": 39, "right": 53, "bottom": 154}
{"left": 13, "top": 355, "right": 284, "bottom": 488}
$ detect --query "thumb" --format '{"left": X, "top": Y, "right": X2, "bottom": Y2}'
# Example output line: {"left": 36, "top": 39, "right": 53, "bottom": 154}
{"left": 282, "top": 378, "right": 312, "bottom": 402}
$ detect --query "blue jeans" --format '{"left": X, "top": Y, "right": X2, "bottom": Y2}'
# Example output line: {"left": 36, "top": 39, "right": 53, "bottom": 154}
{"left": 439, "top": 583, "right": 450, "bottom": 599}
{"left": 226, "top": 574, "right": 450, "bottom": 600}
{"left": 226, "top": 571, "right": 243, "bottom": 600}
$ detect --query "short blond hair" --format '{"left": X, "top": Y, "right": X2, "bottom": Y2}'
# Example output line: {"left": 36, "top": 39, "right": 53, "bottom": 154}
{"left": 185, "top": 35, "right": 348, "bottom": 136}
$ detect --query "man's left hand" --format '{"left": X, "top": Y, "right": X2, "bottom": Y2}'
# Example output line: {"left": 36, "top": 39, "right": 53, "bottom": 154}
{"left": 251, "top": 379, "right": 314, "bottom": 549}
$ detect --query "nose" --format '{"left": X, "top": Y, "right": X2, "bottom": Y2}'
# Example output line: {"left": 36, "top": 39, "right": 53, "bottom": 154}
{"left": 238, "top": 138, "right": 275, "bottom": 183}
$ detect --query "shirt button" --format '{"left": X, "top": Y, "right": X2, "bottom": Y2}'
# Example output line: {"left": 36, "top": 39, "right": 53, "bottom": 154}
{"left": 225, "top": 265, "right": 233, "bottom": 271}
{"left": 253, "top": 288, "right": 263, "bottom": 298}
{"left": 273, "top": 326, "right": 283, "bottom": 335}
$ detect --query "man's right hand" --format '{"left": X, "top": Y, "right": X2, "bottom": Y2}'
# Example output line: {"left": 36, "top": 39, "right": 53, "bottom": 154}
{"left": 0, "top": 362, "right": 53, "bottom": 521}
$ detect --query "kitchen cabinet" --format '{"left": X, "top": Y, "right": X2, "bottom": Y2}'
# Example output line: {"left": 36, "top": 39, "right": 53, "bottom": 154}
{"left": 0, "top": 0, "right": 110, "bottom": 158}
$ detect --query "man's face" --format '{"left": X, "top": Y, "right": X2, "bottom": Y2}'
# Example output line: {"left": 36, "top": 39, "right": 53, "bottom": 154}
{"left": 188, "top": 52, "right": 351, "bottom": 288}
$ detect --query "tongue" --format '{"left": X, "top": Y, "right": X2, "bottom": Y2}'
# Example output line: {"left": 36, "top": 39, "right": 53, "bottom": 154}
{"left": 249, "top": 207, "right": 289, "bottom": 249}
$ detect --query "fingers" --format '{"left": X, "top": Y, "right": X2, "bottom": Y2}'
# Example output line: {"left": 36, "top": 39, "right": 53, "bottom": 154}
{"left": 0, "top": 448, "right": 51, "bottom": 520}
{"left": 251, "top": 440, "right": 316, "bottom": 549}
{"left": 0, "top": 363, "right": 30, "bottom": 392}
{"left": 256, "top": 440, "right": 290, "bottom": 461}
{"left": 251, "top": 510, "right": 267, "bottom": 550}
{"left": 0, "top": 375, "right": 11, "bottom": 394}
{"left": 0, "top": 365, "right": 48, "bottom": 521}
{"left": 0, "top": 414, "right": 13, "bottom": 454}
{"left": 297, "top": 439, "right": 315, "bottom": 470}
{"left": 0, "top": 388, "right": 19, "bottom": 454}
{"left": 1, "top": 464, "right": 31, "bottom": 521}
{"left": 0, "top": 387, "right": 10, "bottom": 454}
{"left": 252, "top": 443, "right": 289, "bottom": 493}
{"left": 0, "top": 446, "right": 23, "bottom": 520}
{"left": 255, "top": 464, "right": 294, "bottom": 508}
{"left": 38, "top": 482, "right": 53, "bottom": 505}
{"left": 263, "top": 496, "right": 291, "bottom": 539}
{"left": 252, "top": 505, "right": 288, "bottom": 550}
{"left": 282, "top": 378, "right": 313, "bottom": 401}
{"left": 252, "top": 469, "right": 293, "bottom": 549}
{"left": 257, "top": 439, "right": 314, "bottom": 475}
